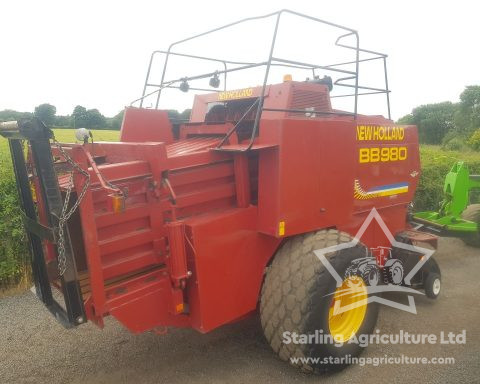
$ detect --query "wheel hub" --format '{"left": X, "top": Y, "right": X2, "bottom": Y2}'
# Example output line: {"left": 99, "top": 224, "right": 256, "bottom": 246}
{"left": 328, "top": 277, "right": 367, "bottom": 342}
{"left": 432, "top": 278, "right": 441, "bottom": 295}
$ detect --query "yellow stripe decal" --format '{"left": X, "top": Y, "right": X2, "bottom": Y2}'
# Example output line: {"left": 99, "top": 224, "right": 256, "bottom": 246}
{"left": 354, "top": 180, "right": 408, "bottom": 200}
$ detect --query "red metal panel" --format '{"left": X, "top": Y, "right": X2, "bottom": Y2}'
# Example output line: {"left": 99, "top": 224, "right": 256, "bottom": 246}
{"left": 234, "top": 154, "right": 251, "bottom": 208}
{"left": 257, "top": 119, "right": 354, "bottom": 237}
{"left": 71, "top": 147, "right": 106, "bottom": 323}
{"left": 184, "top": 206, "right": 281, "bottom": 332}
{"left": 168, "top": 161, "right": 234, "bottom": 187}
{"left": 167, "top": 150, "right": 230, "bottom": 170}
{"left": 89, "top": 161, "right": 151, "bottom": 184}
{"left": 166, "top": 137, "right": 223, "bottom": 157}
{"left": 175, "top": 182, "right": 236, "bottom": 209}
{"left": 107, "top": 270, "right": 190, "bottom": 333}
{"left": 95, "top": 204, "right": 155, "bottom": 228}
{"left": 256, "top": 116, "right": 419, "bottom": 246}
{"left": 120, "top": 107, "right": 173, "bottom": 144}
{"left": 166, "top": 222, "right": 189, "bottom": 288}
{"left": 179, "top": 123, "right": 236, "bottom": 142}
{"left": 97, "top": 216, "right": 149, "bottom": 240}
{"left": 98, "top": 229, "right": 155, "bottom": 255}
{"left": 102, "top": 250, "right": 159, "bottom": 280}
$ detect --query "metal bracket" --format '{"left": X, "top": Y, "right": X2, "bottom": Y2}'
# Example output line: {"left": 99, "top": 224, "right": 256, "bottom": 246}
{"left": 21, "top": 211, "right": 56, "bottom": 243}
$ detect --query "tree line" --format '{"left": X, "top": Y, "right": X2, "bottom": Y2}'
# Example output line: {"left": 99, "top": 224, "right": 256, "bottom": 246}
{"left": 0, "top": 104, "right": 191, "bottom": 130}
{"left": 3, "top": 86, "right": 478, "bottom": 147}
{"left": 397, "top": 85, "right": 480, "bottom": 150}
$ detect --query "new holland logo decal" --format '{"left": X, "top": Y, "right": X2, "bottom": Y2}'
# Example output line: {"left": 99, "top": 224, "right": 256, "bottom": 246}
{"left": 354, "top": 180, "right": 409, "bottom": 200}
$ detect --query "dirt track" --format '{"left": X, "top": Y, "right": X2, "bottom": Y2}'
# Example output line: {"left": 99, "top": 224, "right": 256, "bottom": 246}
{"left": 1, "top": 237, "right": 479, "bottom": 384}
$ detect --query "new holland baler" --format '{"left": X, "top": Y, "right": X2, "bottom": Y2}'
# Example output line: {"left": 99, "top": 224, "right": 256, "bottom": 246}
{"left": 0, "top": 10, "right": 443, "bottom": 373}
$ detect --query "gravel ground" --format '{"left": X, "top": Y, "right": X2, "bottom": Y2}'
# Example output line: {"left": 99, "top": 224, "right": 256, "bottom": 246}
{"left": 1, "top": 237, "right": 479, "bottom": 384}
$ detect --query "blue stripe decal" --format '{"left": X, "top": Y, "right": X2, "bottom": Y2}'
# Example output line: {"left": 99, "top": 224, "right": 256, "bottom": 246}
{"left": 370, "top": 182, "right": 409, "bottom": 192}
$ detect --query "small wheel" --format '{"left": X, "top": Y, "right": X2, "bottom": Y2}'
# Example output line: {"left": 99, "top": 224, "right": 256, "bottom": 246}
{"left": 461, "top": 204, "right": 480, "bottom": 247}
{"left": 424, "top": 273, "right": 441, "bottom": 299}
{"left": 362, "top": 264, "right": 380, "bottom": 286}
{"left": 386, "top": 260, "right": 404, "bottom": 285}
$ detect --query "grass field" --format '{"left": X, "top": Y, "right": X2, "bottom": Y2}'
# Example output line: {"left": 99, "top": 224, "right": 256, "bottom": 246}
{"left": 0, "top": 129, "right": 479, "bottom": 288}
{"left": 0, "top": 128, "right": 119, "bottom": 173}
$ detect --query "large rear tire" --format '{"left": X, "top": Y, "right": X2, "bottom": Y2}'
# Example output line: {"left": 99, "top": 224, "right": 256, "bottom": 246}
{"left": 461, "top": 204, "right": 480, "bottom": 247}
{"left": 260, "top": 229, "right": 379, "bottom": 373}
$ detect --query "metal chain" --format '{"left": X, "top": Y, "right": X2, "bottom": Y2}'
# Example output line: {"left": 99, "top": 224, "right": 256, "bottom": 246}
{"left": 52, "top": 136, "right": 90, "bottom": 276}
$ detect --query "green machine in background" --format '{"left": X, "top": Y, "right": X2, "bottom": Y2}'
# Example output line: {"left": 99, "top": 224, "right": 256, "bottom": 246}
{"left": 413, "top": 161, "right": 480, "bottom": 246}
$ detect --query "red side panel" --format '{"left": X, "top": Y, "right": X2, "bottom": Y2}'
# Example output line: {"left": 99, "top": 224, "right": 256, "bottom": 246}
{"left": 120, "top": 107, "right": 173, "bottom": 144}
{"left": 185, "top": 206, "right": 281, "bottom": 332}
{"left": 256, "top": 118, "right": 420, "bottom": 250}
{"left": 257, "top": 119, "right": 355, "bottom": 237}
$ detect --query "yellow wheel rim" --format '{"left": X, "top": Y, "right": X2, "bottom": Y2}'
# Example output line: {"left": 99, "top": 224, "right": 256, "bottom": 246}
{"left": 328, "top": 277, "right": 368, "bottom": 342}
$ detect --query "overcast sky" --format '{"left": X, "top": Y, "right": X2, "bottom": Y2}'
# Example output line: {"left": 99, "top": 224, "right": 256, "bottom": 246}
{"left": 1, "top": 0, "right": 478, "bottom": 120}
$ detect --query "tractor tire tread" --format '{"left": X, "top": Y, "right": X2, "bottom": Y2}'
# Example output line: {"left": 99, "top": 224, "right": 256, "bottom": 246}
{"left": 260, "top": 228, "right": 353, "bottom": 373}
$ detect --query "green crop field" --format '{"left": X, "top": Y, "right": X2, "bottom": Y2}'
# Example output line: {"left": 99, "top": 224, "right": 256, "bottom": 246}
{"left": 0, "top": 129, "right": 479, "bottom": 289}
{"left": 0, "top": 128, "right": 119, "bottom": 172}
